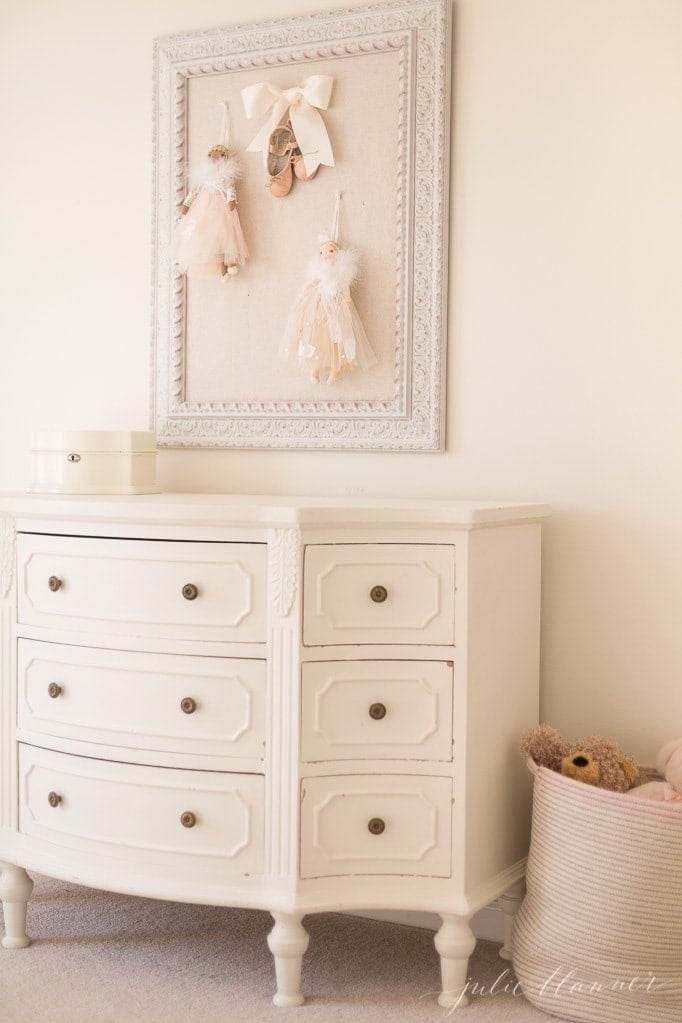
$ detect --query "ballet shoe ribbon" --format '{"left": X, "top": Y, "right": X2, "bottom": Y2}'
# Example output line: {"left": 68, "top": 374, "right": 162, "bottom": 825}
{"left": 242, "top": 75, "right": 334, "bottom": 177}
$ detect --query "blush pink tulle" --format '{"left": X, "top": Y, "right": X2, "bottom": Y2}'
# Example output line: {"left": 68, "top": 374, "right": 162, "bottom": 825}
{"left": 279, "top": 249, "right": 377, "bottom": 377}
{"left": 173, "top": 184, "right": 248, "bottom": 278}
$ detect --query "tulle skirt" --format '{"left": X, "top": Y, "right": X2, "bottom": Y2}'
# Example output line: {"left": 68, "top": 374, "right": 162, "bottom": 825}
{"left": 173, "top": 188, "right": 248, "bottom": 277}
{"left": 280, "top": 286, "right": 377, "bottom": 375}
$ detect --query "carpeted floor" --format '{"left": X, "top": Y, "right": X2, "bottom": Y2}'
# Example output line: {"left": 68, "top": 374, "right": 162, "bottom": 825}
{"left": 0, "top": 874, "right": 563, "bottom": 1022}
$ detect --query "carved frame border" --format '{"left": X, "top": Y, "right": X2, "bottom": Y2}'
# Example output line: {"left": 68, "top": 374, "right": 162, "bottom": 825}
{"left": 151, "top": 0, "right": 450, "bottom": 451}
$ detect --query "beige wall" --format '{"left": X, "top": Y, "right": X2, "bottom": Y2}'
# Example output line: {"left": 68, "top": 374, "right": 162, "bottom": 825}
{"left": 1, "top": 0, "right": 680, "bottom": 761}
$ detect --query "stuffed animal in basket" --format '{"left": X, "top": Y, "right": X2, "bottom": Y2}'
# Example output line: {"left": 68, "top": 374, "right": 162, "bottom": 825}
{"left": 628, "top": 738, "right": 682, "bottom": 804}
{"left": 520, "top": 723, "right": 641, "bottom": 793}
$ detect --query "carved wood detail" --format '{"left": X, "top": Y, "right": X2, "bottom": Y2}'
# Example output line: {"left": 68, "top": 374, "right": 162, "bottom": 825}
{"left": 268, "top": 529, "right": 300, "bottom": 619}
{"left": 0, "top": 516, "right": 15, "bottom": 600}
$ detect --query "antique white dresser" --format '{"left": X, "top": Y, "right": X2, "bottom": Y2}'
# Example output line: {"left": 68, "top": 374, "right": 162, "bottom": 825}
{"left": 0, "top": 494, "right": 548, "bottom": 1007}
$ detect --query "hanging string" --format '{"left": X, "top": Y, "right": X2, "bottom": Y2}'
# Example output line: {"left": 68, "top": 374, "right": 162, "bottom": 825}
{"left": 330, "top": 190, "right": 342, "bottom": 244}
{"left": 219, "top": 100, "right": 231, "bottom": 149}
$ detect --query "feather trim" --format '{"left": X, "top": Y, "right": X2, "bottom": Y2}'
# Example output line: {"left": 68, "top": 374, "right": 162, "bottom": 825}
{"left": 307, "top": 247, "right": 359, "bottom": 297}
{"left": 190, "top": 155, "right": 241, "bottom": 189}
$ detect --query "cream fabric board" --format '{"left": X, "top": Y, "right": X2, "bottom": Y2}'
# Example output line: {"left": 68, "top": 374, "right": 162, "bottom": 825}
{"left": 512, "top": 760, "right": 682, "bottom": 1023}
{"left": 182, "top": 51, "right": 401, "bottom": 404}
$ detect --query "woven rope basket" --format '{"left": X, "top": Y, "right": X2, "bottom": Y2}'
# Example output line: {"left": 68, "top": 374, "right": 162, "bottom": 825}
{"left": 512, "top": 759, "right": 682, "bottom": 1023}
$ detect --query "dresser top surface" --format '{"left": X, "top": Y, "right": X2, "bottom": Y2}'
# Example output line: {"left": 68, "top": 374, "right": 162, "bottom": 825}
{"left": 0, "top": 492, "right": 549, "bottom": 529}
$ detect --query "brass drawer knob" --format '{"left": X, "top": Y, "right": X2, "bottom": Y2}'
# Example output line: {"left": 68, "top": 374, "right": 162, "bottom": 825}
{"left": 47, "top": 682, "right": 62, "bottom": 699}
{"left": 369, "top": 702, "right": 387, "bottom": 720}
{"left": 370, "top": 585, "right": 388, "bottom": 604}
{"left": 182, "top": 583, "right": 199, "bottom": 601}
{"left": 47, "top": 791, "right": 62, "bottom": 808}
{"left": 180, "top": 811, "right": 197, "bottom": 828}
{"left": 48, "top": 576, "right": 63, "bottom": 592}
{"left": 180, "top": 697, "right": 197, "bottom": 715}
{"left": 367, "top": 817, "right": 386, "bottom": 836}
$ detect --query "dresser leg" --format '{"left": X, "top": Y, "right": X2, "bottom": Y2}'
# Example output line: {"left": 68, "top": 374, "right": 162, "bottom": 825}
{"left": 498, "top": 880, "right": 525, "bottom": 961}
{"left": 434, "top": 913, "right": 476, "bottom": 1009}
{"left": 267, "top": 912, "right": 309, "bottom": 1007}
{"left": 0, "top": 862, "right": 33, "bottom": 949}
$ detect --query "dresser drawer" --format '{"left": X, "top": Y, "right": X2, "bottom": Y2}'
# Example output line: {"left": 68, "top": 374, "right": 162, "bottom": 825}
{"left": 17, "top": 534, "right": 267, "bottom": 642}
{"left": 19, "top": 745, "right": 264, "bottom": 873}
{"left": 300, "top": 775, "right": 452, "bottom": 878}
{"left": 303, "top": 544, "right": 455, "bottom": 646}
{"left": 301, "top": 661, "right": 453, "bottom": 762}
{"left": 18, "top": 640, "right": 265, "bottom": 760}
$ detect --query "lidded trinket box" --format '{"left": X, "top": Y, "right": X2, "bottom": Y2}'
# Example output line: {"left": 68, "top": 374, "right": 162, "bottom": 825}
{"left": 30, "top": 431, "right": 159, "bottom": 495}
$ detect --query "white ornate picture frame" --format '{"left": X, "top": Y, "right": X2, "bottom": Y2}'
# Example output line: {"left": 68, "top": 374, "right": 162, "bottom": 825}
{"left": 151, "top": 0, "right": 450, "bottom": 451}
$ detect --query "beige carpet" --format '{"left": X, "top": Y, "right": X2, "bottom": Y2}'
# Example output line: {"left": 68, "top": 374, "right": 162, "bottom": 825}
{"left": 0, "top": 874, "right": 562, "bottom": 1022}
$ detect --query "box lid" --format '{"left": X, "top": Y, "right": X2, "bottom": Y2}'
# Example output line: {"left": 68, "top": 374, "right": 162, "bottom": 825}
{"left": 31, "top": 431, "right": 157, "bottom": 453}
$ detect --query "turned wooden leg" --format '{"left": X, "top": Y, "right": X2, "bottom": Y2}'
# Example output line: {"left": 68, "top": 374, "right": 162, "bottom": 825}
{"left": 498, "top": 879, "right": 525, "bottom": 961}
{"left": 434, "top": 913, "right": 476, "bottom": 1009}
{"left": 0, "top": 862, "right": 33, "bottom": 949}
{"left": 267, "top": 912, "right": 309, "bottom": 1007}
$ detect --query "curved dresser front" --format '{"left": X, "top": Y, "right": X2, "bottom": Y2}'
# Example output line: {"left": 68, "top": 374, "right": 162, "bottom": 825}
{"left": 0, "top": 494, "right": 548, "bottom": 1008}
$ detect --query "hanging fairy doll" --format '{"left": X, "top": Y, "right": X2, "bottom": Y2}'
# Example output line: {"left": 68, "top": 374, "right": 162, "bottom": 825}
{"left": 173, "top": 100, "right": 248, "bottom": 279}
{"left": 280, "top": 193, "right": 377, "bottom": 383}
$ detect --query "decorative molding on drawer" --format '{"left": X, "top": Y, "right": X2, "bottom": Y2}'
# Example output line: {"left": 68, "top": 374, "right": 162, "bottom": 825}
{"left": 220, "top": 561, "right": 253, "bottom": 628}
{"left": 301, "top": 661, "right": 453, "bottom": 762}
{"left": 268, "top": 529, "right": 300, "bottom": 619}
{"left": 17, "top": 642, "right": 265, "bottom": 759}
{"left": 315, "top": 791, "right": 440, "bottom": 863}
{"left": 0, "top": 515, "right": 15, "bottom": 598}
{"left": 300, "top": 775, "right": 452, "bottom": 879}
{"left": 303, "top": 544, "right": 456, "bottom": 646}
{"left": 314, "top": 678, "right": 438, "bottom": 745}
{"left": 16, "top": 535, "right": 268, "bottom": 642}
{"left": 19, "top": 745, "right": 265, "bottom": 868}
{"left": 317, "top": 560, "right": 442, "bottom": 630}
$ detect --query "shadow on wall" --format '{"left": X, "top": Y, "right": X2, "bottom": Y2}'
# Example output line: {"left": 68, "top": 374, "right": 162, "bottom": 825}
{"left": 539, "top": 510, "right": 682, "bottom": 760}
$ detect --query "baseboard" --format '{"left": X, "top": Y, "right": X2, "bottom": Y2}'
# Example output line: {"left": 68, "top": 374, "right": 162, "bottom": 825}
{"left": 347, "top": 902, "right": 505, "bottom": 943}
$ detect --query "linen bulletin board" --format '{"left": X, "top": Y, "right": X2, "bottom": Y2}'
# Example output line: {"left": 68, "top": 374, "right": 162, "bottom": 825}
{"left": 152, "top": 0, "right": 450, "bottom": 451}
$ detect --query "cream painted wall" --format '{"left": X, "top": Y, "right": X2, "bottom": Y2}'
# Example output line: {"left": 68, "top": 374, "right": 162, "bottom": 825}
{"left": 1, "top": 0, "right": 681, "bottom": 761}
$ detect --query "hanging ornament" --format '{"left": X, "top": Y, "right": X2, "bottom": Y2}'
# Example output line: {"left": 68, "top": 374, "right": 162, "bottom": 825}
{"left": 173, "top": 101, "right": 248, "bottom": 279}
{"left": 279, "top": 193, "right": 377, "bottom": 383}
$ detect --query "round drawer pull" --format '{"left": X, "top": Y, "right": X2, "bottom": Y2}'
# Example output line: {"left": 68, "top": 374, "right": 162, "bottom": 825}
{"left": 47, "top": 791, "right": 62, "bottom": 808}
{"left": 180, "top": 697, "right": 197, "bottom": 715}
{"left": 48, "top": 576, "right": 63, "bottom": 592}
{"left": 47, "top": 683, "right": 62, "bottom": 699}
{"left": 369, "top": 702, "right": 387, "bottom": 720}
{"left": 182, "top": 583, "right": 199, "bottom": 601}
{"left": 180, "top": 811, "right": 197, "bottom": 829}
{"left": 367, "top": 817, "right": 386, "bottom": 836}
{"left": 370, "top": 585, "right": 388, "bottom": 604}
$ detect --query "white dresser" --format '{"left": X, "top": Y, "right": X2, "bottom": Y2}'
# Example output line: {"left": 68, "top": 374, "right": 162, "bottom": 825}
{"left": 0, "top": 494, "right": 548, "bottom": 1008}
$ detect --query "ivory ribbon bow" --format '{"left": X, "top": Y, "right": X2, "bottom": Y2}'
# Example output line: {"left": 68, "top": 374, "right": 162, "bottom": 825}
{"left": 241, "top": 75, "right": 334, "bottom": 178}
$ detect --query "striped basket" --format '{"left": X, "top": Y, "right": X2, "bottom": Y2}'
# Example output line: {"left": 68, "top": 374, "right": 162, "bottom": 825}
{"left": 512, "top": 759, "right": 682, "bottom": 1023}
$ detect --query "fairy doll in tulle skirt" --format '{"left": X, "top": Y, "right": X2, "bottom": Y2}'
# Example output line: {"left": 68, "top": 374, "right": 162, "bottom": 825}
{"left": 280, "top": 193, "right": 376, "bottom": 383}
{"left": 173, "top": 101, "right": 248, "bottom": 279}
